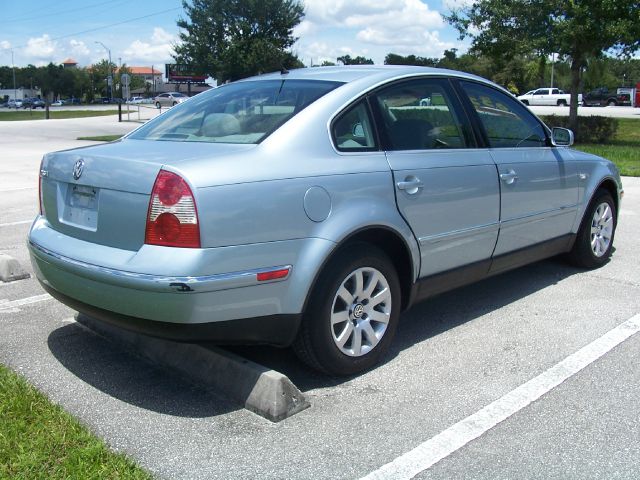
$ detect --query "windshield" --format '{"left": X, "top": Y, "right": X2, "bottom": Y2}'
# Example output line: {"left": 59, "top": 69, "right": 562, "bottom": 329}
{"left": 130, "top": 79, "right": 343, "bottom": 144}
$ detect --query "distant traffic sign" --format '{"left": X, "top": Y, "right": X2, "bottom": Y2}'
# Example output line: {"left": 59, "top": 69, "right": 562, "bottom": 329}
{"left": 165, "top": 64, "right": 206, "bottom": 83}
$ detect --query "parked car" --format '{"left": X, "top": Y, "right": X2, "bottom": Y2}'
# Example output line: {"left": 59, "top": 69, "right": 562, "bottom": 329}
{"left": 7, "top": 99, "right": 23, "bottom": 109}
{"left": 51, "top": 100, "right": 63, "bottom": 107}
{"left": 29, "top": 66, "right": 622, "bottom": 375}
{"left": 153, "top": 91, "right": 188, "bottom": 108}
{"left": 517, "top": 88, "right": 582, "bottom": 106}
{"left": 582, "top": 87, "right": 631, "bottom": 106}
{"left": 22, "top": 98, "right": 45, "bottom": 109}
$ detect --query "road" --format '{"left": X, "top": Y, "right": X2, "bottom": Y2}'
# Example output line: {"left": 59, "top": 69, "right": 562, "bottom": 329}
{"left": 1, "top": 113, "right": 638, "bottom": 479}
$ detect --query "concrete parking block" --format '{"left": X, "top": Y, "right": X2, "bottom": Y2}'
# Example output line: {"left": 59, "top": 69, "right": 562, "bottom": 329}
{"left": 75, "top": 313, "right": 310, "bottom": 422}
{"left": 0, "top": 252, "right": 30, "bottom": 282}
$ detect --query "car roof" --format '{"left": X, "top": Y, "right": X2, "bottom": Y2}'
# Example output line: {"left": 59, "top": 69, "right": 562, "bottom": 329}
{"left": 239, "top": 65, "right": 490, "bottom": 87}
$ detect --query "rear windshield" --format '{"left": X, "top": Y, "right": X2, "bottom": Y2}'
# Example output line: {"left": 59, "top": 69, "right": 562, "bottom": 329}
{"left": 130, "top": 79, "right": 343, "bottom": 144}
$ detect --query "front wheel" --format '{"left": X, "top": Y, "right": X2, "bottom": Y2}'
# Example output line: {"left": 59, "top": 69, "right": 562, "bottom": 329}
{"left": 155, "top": 102, "right": 161, "bottom": 109}
{"left": 293, "top": 243, "right": 401, "bottom": 376}
{"left": 567, "top": 189, "right": 616, "bottom": 269}
{"left": 557, "top": 100, "right": 567, "bottom": 106}
{"left": 607, "top": 99, "right": 617, "bottom": 107}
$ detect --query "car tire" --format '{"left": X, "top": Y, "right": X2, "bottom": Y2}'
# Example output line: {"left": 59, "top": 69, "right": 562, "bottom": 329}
{"left": 172, "top": 101, "right": 177, "bottom": 106}
{"left": 567, "top": 189, "right": 616, "bottom": 269}
{"left": 557, "top": 100, "right": 567, "bottom": 106}
{"left": 293, "top": 243, "right": 401, "bottom": 376}
{"left": 607, "top": 99, "right": 617, "bottom": 106}
{"left": 155, "top": 102, "right": 161, "bottom": 109}
{"left": 521, "top": 100, "right": 529, "bottom": 105}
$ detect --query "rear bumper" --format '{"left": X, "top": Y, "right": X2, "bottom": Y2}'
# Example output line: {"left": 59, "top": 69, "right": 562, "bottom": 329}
{"left": 42, "top": 283, "right": 300, "bottom": 346}
{"left": 28, "top": 216, "right": 336, "bottom": 333}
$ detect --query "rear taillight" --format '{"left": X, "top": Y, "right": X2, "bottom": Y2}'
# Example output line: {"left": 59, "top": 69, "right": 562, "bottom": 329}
{"left": 145, "top": 170, "right": 200, "bottom": 248}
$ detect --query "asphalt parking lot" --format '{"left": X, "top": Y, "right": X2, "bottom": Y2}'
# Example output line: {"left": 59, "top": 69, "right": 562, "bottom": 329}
{"left": 1, "top": 113, "right": 639, "bottom": 479}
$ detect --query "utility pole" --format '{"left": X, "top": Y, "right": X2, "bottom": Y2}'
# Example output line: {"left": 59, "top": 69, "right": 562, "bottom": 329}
{"left": 11, "top": 49, "right": 17, "bottom": 101}
{"left": 95, "top": 41, "right": 113, "bottom": 101}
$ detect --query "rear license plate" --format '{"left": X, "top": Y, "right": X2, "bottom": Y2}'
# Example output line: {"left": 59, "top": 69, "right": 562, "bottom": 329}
{"left": 60, "top": 184, "right": 99, "bottom": 230}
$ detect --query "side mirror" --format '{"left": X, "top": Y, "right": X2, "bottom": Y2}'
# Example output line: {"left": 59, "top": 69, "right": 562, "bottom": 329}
{"left": 551, "top": 127, "right": 574, "bottom": 147}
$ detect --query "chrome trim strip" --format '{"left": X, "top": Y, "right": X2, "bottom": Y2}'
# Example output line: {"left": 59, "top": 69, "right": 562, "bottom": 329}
{"left": 29, "top": 241, "right": 291, "bottom": 294}
{"left": 499, "top": 204, "right": 578, "bottom": 228}
{"left": 419, "top": 222, "right": 500, "bottom": 246}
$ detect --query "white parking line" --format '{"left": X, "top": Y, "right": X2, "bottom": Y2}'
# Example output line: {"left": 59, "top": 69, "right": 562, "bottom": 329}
{"left": 0, "top": 220, "right": 32, "bottom": 227}
{"left": 361, "top": 313, "right": 640, "bottom": 480}
{"left": 0, "top": 294, "right": 51, "bottom": 313}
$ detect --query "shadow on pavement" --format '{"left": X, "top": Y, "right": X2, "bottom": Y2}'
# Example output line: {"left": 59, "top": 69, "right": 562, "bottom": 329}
{"left": 47, "top": 322, "right": 238, "bottom": 418}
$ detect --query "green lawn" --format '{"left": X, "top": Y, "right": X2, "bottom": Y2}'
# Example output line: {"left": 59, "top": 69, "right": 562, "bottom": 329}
{"left": 0, "top": 364, "right": 152, "bottom": 479}
{"left": 0, "top": 110, "right": 119, "bottom": 121}
{"left": 573, "top": 118, "right": 640, "bottom": 177}
{"left": 77, "top": 135, "right": 123, "bottom": 142}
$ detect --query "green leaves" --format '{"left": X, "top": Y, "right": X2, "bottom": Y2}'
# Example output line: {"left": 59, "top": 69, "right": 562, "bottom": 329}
{"left": 174, "top": 0, "right": 304, "bottom": 83}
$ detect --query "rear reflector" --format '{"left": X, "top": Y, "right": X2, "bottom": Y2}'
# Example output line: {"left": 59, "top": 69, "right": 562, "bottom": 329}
{"left": 257, "top": 268, "right": 291, "bottom": 282}
{"left": 145, "top": 170, "right": 200, "bottom": 248}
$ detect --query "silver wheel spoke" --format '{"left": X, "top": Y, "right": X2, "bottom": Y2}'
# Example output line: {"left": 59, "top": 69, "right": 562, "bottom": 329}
{"left": 337, "top": 286, "right": 354, "bottom": 305}
{"left": 331, "top": 310, "right": 349, "bottom": 326}
{"left": 335, "top": 322, "right": 354, "bottom": 348}
{"left": 351, "top": 326, "right": 363, "bottom": 355}
{"left": 362, "top": 271, "right": 381, "bottom": 299}
{"left": 370, "top": 287, "right": 390, "bottom": 308}
{"left": 367, "top": 309, "right": 390, "bottom": 325}
{"left": 353, "top": 270, "right": 365, "bottom": 299}
{"left": 361, "top": 321, "right": 378, "bottom": 345}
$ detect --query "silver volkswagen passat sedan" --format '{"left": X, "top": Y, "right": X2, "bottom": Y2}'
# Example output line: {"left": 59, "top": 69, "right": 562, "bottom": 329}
{"left": 29, "top": 66, "right": 622, "bottom": 375}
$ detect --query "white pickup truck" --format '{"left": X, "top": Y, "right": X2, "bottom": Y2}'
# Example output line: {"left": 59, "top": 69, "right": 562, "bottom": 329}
{"left": 517, "top": 88, "right": 582, "bottom": 106}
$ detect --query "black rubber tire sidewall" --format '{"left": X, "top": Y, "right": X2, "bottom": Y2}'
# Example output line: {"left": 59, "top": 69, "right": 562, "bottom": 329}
{"left": 568, "top": 189, "right": 616, "bottom": 269}
{"left": 296, "top": 243, "right": 401, "bottom": 376}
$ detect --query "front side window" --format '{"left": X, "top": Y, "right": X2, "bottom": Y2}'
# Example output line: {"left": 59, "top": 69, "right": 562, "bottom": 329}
{"left": 131, "top": 79, "right": 343, "bottom": 144}
{"left": 461, "top": 81, "right": 547, "bottom": 148}
{"left": 373, "top": 79, "right": 471, "bottom": 151}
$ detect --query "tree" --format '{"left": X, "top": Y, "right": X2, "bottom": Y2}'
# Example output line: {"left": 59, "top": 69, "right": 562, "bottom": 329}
{"left": 384, "top": 53, "right": 438, "bottom": 67}
{"left": 447, "top": 0, "right": 640, "bottom": 130}
{"left": 174, "top": 0, "right": 304, "bottom": 83}
{"left": 337, "top": 55, "right": 374, "bottom": 65}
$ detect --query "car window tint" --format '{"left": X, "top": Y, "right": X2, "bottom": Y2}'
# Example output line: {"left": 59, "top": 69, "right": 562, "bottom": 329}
{"left": 461, "top": 81, "right": 546, "bottom": 148}
{"left": 374, "top": 79, "right": 469, "bottom": 151}
{"left": 131, "top": 80, "right": 343, "bottom": 144}
{"left": 333, "top": 101, "right": 376, "bottom": 150}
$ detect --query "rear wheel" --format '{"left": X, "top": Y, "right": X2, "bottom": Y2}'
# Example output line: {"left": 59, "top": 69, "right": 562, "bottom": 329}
{"left": 557, "top": 100, "right": 567, "bottom": 106}
{"left": 568, "top": 189, "right": 616, "bottom": 269}
{"left": 155, "top": 102, "right": 161, "bottom": 109}
{"left": 293, "top": 243, "right": 401, "bottom": 376}
{"left": 607, "top": 99, "right": 617, "bottom": 106}
{"left": 521, "top": 100, "right": 529, "bottom": 105}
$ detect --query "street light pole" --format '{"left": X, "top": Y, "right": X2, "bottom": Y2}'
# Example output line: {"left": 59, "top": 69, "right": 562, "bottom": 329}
{"left": 11, "top": 48, "right": 17, "bottom": 101}
{"left": 95, "top": 41, "right": 112, "bottom": 101}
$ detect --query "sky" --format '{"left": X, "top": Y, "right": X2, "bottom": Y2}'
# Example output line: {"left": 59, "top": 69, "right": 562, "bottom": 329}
{"left": 0, "top": 0, "right": 473, "bottom": 72}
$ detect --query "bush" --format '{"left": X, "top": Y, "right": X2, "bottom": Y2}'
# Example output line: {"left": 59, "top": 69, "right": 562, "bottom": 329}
{"left": 539, "top": 115, "right": 618, "bottom": 144}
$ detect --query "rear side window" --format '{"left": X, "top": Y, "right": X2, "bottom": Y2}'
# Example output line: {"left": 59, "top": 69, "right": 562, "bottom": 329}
{"left": 131, "top": 79, "right": 343, "bottom": 144}
{"left": 461, "top": 81, "right": 547, "bottom": 148}
{"left": 373, "top": 78, "right": 472, "bottom": 151}
{"left": 332, "top": 101, "right": 376, "bottom": 151}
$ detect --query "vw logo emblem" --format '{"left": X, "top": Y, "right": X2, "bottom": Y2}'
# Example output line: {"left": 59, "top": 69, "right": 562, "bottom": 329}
{"left": 353, "top": 303, "right": 365, "bottom": 319}
{"left": 72, "top": 159, "right": 85, "bottom": 180}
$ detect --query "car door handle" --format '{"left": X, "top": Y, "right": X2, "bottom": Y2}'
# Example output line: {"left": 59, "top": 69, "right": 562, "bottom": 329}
{"left": 500, "top": 170, "right": 518, "bottom": 185}
{"left": 396, "top": 178, "right": 424, "bottom": 194}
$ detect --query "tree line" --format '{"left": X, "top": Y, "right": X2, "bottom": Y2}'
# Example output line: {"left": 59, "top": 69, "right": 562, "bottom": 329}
{"left": 0, "top": 61, "right": 149, "bottom": 102}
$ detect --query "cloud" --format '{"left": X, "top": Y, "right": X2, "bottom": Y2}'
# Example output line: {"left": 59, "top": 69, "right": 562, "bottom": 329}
{"left": 296, "top": 0, "right": 456, "bottom": 64}
{"left": 24, "top": 34, "right": 58, "bottom": 63}
{"left": 123, "top": 27, "right": 178, "bottom": 65}
{"left": 69, "top": 40, "right": 90, "bottom": 58}
{"left": 0, "top": 40, "right": 11, "bottom": 50}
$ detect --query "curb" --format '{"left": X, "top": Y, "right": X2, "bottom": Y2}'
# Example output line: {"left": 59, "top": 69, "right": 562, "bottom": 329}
{"left": 0, "top": 253, "right": 30, "bottom": 282}
{"left": 75, "top": 314, "right": 310, "bottom": 422}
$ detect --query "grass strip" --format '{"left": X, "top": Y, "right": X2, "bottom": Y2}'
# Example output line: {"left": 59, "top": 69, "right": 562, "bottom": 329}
{"left": 0, "top": 110, "right": 119, "bottom": 121}
{"left": 573, "top": 118, "right": 640, "bottom": 177}
{"left": 0, "top": 364, "right": 152, "bottom": 480}
{"left": 77, "top": 135, "right": 123, "bottom": 142}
